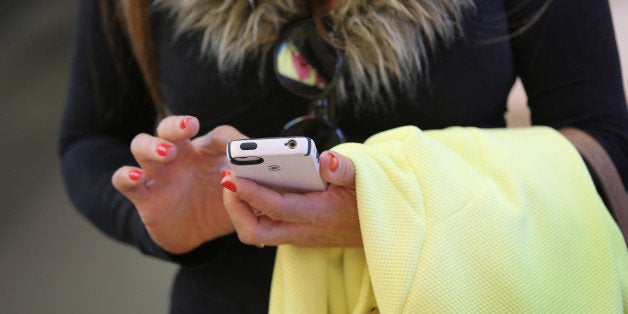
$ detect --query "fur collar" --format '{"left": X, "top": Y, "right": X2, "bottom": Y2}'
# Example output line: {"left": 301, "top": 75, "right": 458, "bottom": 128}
{"left": 156, "top": 0, "right": 473, "bottom": 106}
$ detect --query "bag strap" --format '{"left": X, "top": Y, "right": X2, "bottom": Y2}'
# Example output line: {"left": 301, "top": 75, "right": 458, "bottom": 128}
{"left": 560, "top": 127, "right": 628, "bottom": 243}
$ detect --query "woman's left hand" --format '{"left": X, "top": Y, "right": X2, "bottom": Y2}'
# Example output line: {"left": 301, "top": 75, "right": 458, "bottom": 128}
{"left": 221, "top": 151, "right": 362, "bottom": 247}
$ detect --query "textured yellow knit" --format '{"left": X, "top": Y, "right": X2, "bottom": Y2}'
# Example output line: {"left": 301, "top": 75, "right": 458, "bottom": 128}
{"left": 269, "top": 126, "right": 628, "bottom": 313}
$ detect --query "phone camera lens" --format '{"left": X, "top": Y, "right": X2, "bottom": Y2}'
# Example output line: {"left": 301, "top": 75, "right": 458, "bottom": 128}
{"left": 286, "top": 139, "right": 297, "bottom": 149}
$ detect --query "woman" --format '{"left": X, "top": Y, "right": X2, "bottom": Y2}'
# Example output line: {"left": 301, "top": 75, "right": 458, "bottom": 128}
{"left": 60, "top": 0, "right": 627, "bottom": 312}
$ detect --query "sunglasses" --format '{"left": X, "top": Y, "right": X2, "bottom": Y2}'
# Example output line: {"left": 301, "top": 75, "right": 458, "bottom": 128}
{"left": 274, "top": 18, "right": 346, "bottom": 151}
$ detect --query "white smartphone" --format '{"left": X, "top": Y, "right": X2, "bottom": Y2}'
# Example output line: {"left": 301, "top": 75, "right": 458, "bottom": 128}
{"left": 226, "top": 137, "right": 327, "bottom": 193}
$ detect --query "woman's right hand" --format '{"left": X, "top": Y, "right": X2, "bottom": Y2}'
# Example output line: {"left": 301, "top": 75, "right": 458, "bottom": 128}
{"left": 112, "top": 116, "right": 246, "bottom": 254}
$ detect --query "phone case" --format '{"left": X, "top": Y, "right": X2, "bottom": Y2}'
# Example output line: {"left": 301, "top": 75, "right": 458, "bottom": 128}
{"left": 226, "top": 137, "right": 327, "bottom": 193}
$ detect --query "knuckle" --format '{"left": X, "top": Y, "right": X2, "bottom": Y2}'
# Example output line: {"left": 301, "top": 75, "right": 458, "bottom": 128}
{"left": 211, "top": 124, "right": 236, "bottom": 136}
{"left": 130, "top": 133, "right": 151, "bottom": 153}
{"left": 201, "top": 125, "right": 246, "bottom": 154}
{"left": 156, "top": 115, "right": 179, "bottom": 137}
{"left": 265, "top": 199, "right": 290, "bottom": 221}
{"left": 265, "top": 210, "right": 285, "bottom": 222}
{"left": 340, "top": 162, "right": 351, "bottom": 179}
{"left": 311, "top": 209, "right": 331, "bottom": 226}
{"left": 237, "top": 229, "right": 260, "bottom": 245}
{"left": 277, "top": 203, "right": 292, "bottom": 221}
{"left": 210, "top": 125, "right": 246, "bottom": 142}
{"left": 339, "top": 159, "right": 355, "bottom": 183}
{"left": 310, "top": 209, "right": 324, "bottom": 225}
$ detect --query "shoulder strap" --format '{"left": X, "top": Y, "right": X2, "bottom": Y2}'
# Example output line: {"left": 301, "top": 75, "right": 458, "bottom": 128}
{"left": 560, "top": 127, "right": 628, "bottom": 243}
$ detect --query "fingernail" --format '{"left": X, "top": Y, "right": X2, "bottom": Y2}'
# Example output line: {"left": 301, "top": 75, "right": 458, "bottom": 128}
{"left": 157, "top": 143, "right": 172, "bottom": 157}
{"left": 129, "top": 169, "right": 143, "bottom": 181}
{"left": 329, "top": 152, "right": 339, "bottom": 172}
{"left": 221, "top": 180, "right": 237, "bottom": 192}
{"left": 221, "top": 170, "right": 232, "bottom": 178}
{"left": 179, "top": 117, "right": 191, "bottom": 129}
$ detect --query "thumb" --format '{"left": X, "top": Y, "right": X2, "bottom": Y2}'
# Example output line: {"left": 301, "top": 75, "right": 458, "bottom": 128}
{"left": 195, "top": 125, "right": 248, "bottom": 154}
{"left": 320, "top": 151, "right": 355, "bottom": 187}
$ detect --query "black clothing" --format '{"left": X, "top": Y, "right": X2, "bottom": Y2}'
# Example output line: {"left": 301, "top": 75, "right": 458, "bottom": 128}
{"left": 60, "top": 0, "right": 627, "bottom": 313}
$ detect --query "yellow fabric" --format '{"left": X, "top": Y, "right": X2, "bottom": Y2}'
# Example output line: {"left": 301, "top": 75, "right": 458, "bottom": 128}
{"left": 269, "top": 126, "right": 628, "bottom": 313}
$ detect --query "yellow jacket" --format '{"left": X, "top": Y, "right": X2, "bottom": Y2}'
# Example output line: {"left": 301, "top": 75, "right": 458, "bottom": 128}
{"left": 270, "top": 126, "right": 628, "bottom": 313}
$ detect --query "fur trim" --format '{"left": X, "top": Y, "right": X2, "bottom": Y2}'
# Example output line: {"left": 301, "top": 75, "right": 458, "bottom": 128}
{"left": 156, "top": 0, "right": 473, "bottom": 107}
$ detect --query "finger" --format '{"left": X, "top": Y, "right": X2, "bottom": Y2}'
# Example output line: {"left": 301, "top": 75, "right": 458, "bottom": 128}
{"left": 156, "top": 115, "right": 200, "bottom": 142}
{"left": 194, "top": 125, "right": 248, "bottom": 156}
{"left": 221, "top": 174, "right": 321, "bottom": 223}
{"left": 111, "top": 166, "right": 150, "bottom": 203}
{"left": 255, "top": 216, "right": 308, "bottom": 246}
{"left": 221, "top": 185, "right": 265, "bottom": 245}
{"left": 319, "top": 151, "right": 356, "bottom": 187}
{"left": 130, "top": 133, "right": 177, "bottom": 175}
{"left": 221, "top": 185, "right": 302, "bottom": 246}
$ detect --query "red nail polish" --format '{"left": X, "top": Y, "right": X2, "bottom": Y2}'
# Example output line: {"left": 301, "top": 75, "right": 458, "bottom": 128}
{"left": 129, "top": 169, "right": 142, "bottom": 181}
{"left": 221, "top": 180, "right": 237, "bottom": 192}
{"left": 179, "top": 117, "right": 191, "bottom": 129}
{"left": 329, "top": 153, "right": 339, "bottom": 172}
{"left": 157, "top": 143, "right": 172, "bottom": 157}
{"left": 221, "top": 170, "right": 232, "bottom": 178}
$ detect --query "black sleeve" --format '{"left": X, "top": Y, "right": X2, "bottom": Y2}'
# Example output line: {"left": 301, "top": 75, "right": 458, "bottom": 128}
{"left": 59, "top": 0, "right": 228, "bottom": 265}
{"left": 508, "top": 0, "right": 628, "bottom": 186}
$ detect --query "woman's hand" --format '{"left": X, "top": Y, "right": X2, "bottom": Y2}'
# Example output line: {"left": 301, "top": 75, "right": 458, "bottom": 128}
{"left": 111, "top": 116, "right": 247, "bottom": 254}
{"left": 221, "top": 151, "right": 362, "bottom": 247}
